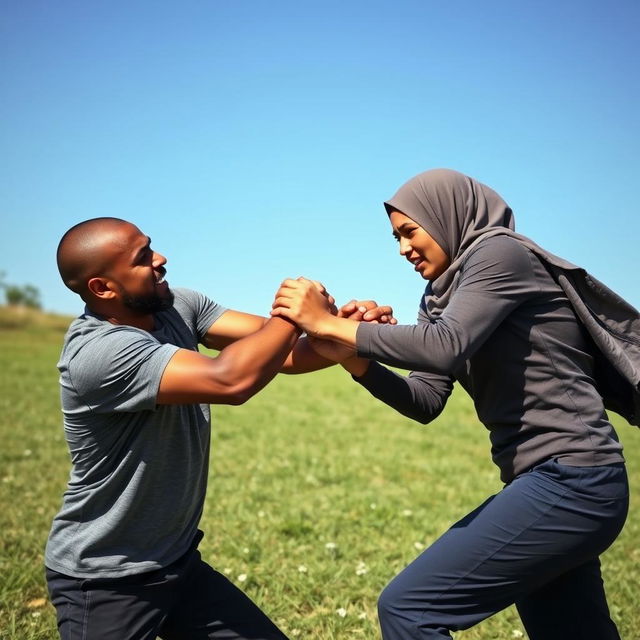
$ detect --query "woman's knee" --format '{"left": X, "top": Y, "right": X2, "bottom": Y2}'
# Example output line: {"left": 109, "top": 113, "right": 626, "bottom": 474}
{"left": 377, "top": 574, "right": 425, "bottom": 627}
{"left": 377, "top": 578, "right": 403, "bottom": 621}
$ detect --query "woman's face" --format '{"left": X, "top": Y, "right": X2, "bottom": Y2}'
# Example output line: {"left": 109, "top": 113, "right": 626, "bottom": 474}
{"left": 389, "top": 210, "right": 451, "bottom": 281}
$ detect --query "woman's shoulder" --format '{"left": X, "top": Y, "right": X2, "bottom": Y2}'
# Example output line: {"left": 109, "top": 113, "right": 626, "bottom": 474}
{"left": 462, "top": 233, "right": 534, "bottom": 273}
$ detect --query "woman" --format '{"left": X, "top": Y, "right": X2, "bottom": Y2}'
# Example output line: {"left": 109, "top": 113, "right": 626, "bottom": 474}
{"left": 272, "top": 169, "right": 638, "bottom": 640}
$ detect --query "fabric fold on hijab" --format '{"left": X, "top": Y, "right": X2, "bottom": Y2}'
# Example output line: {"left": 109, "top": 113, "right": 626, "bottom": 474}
{"left": 384, "top": 169, "right": 640, "bottom": 426}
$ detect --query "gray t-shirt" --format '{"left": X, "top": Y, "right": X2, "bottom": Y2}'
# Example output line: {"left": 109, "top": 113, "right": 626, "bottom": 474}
{"left": 45, "top": 288, "right": 227, "bottom": 578}
{"left": 355, "top": 235, "right": 624, "bottom": 483}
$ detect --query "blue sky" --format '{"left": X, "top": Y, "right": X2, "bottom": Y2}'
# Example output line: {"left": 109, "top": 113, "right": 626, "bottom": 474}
{"left": 2, "top": 1, "right": 639, "bottom": 323}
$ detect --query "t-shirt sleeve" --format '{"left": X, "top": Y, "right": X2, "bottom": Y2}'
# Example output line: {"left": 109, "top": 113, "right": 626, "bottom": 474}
{"left": 356, "top": 236, "right": 539, "bottom": 374}
{"left": 172, "top": 288, "right": 228, "bottom": 342}
{"left": 66, "top": 327, "right": 180, "bottom": 414}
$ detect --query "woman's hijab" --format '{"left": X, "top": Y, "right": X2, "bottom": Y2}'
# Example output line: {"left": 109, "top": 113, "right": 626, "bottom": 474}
{"left": 384, "top": 168, "right": 640, "bottom": 426}
{"left": 384, "top": 168, "right": 516, "bottom": 312}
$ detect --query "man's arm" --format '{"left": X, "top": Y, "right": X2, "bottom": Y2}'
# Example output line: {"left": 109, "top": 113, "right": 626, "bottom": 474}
{"left": 199, "top": 309, "right": 333, "bottom": 374}
{"left": 157, "top": 316, "right": 302, "bottom": 405}
{"left": 201, "top": 301, "right": 395, "bottom": 375}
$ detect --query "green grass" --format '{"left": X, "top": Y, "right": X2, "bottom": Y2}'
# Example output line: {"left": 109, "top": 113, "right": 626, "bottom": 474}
{"left": 1, "top": 306, "right": 638, "bottom": 639}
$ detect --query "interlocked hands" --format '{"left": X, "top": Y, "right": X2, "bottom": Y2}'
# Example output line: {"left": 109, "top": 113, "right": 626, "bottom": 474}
{"left": 271, "top": 277, "right": 396, "bottom": 363}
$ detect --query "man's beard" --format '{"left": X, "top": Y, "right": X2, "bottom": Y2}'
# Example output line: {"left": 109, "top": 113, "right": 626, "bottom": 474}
{"left": 122, "top": 288, "right": 174, "bottom": 314}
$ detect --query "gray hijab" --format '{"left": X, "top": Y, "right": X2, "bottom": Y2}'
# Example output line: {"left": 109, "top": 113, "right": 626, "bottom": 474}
{"left": 384, "top": 168, "right": 640, "bottom": 426}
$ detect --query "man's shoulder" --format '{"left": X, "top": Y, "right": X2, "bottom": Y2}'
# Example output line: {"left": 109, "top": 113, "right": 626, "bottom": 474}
{"left": 167, "top": 287, "right": 207, "bottom": 315}
{"left": 64, "top": 313, "right": 147, "bottom": 343}
{"left": 171, "top": 287, "right": 199, "bottom": 303}
{"left": 60, "top": 314, "right": 152, "bottom": 364}
{"left": 163, "top": 287, "right": 227, "bottom": 336}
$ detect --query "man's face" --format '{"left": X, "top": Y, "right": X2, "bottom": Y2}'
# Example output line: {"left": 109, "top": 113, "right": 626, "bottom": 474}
{"left": 103, "top": 223, "right": 174, "bottom": 314}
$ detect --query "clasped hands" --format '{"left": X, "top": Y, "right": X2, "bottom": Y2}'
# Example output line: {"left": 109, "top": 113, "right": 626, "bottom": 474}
{"left": 271, "top": 276, "right": 396, "bottom": 364}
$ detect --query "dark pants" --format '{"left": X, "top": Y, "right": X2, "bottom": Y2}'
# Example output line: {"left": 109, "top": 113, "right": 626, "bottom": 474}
{"left": 46, "top": 535, "right": 289, "bottom": 640}
{"left": 377, "top": 459, "right": 629, "bottom": 640}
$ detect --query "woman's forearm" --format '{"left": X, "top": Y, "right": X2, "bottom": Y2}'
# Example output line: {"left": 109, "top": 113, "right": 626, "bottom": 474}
{"left": 312, "top": 314, "right": 360, "bottom": 347}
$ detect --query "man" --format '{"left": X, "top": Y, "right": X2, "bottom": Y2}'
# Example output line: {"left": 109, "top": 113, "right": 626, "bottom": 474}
{"left": 47, "top": 217, "right": 394, "bottom": 640}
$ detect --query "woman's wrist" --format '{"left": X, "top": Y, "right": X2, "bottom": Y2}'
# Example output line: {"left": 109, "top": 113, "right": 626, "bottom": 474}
{"left": 315, "top": 314, "right": 359, "bottom": 346}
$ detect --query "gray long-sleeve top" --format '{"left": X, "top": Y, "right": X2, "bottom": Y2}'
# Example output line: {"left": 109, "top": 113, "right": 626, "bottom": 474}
{"left": 355, "top": 235, "right": 624, "bottom": 483}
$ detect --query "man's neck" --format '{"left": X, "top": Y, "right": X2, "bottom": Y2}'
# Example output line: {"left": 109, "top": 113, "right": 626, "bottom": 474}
{"left": 107, "top": 313, "right": 155, "bottom": 332}
{"left": 87, "top": 304, "right": 155, "bottom": 332}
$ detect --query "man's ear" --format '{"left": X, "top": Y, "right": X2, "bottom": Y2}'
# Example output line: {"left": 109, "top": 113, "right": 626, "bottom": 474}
{"left": 87, "top": 277, "right": 117, "bottom": 300}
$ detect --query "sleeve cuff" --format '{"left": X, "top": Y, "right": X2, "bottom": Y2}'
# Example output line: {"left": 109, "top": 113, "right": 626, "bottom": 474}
{"left": 351, "top": 359, "right": 385, "bottom": 387}
{"left": 355, "top": 321, "right": 378, "bottom": 358}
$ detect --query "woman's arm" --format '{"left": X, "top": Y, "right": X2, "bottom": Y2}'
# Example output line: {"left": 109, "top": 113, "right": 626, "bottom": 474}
{"left": 351, "top": 360, "right": 454, "bottom": 424}
{"left": 272, "top": 237, "right": 539, "bottom": 375}
{"left": 203, "top": 300, "right": 395, "bottom": 374}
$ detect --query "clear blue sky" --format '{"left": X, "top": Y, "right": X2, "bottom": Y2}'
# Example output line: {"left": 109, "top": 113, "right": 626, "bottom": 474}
{"left": 2, "top": 0, "right": 638, "bottom": 323}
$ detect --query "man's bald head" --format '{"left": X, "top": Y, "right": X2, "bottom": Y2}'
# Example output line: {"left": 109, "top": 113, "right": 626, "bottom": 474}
{"left": 57, "top": 217, "right": 138, "bottom": 298}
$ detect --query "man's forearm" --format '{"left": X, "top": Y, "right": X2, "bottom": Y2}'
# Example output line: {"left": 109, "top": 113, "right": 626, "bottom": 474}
{"left": 340, "top": 355, "right": 370, "bottom": 377}
{"left": 281, "top": 337, "right": 336, "bottom": 374}
{"left": 214, "top": 317, "right": 302, "bottom": 400}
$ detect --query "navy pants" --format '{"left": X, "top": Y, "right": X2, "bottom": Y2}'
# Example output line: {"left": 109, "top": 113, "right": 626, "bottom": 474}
{"left": 378, "top": 459, "right": 628, "bottom": 640}
{"left": 46, "top": 535, "right": 289, "bottom": 640}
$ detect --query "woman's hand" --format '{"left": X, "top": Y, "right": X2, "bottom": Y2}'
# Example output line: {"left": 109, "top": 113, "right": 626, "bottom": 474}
{"left": 306, "top": 298, "right": 394, "bottom": 370}
{"left": 338, "top": 300, "right": 397, "bottom": 325}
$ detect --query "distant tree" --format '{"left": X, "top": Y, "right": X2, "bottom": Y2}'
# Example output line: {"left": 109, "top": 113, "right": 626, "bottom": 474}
{"left": 0, "top": 271, "right": 42, "bottom": 309}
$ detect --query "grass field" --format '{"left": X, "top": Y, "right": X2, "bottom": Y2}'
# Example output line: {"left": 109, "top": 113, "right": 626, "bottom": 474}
{"left": 0, "top": 306, "right": 638, "bottom": 639}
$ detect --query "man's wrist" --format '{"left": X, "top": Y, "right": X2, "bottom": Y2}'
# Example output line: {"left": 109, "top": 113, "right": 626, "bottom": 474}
{"left": 272, "top": 315, "right": 303, "bottom": 337}
{"left": 341, "top": 356, "right": 370, "bottom": 378}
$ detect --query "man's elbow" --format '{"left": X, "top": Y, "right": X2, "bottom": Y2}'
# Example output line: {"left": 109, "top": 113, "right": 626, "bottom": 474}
{"left": 225, "top": 386, "right": 253, "bottom": 405}
{"left": 208, "top": 360, "right": 259, "bottom": 405}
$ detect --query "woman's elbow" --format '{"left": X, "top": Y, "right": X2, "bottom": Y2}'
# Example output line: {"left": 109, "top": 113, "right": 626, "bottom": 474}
{"left": 406, "top": 399, "right": 448, "bottom": 424}
{"left": 411, "top": 411, "right": 441, "bottom": 425}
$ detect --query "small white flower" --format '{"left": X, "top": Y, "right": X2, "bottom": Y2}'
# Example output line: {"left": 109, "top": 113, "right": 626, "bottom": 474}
{"left": 511, "top": 631, "right": 524, "bottom": 638}
{"left": 305, "top": 474, "right": 319, "bottom": 485}
{"left": 358, "top": 612, "right": 367, "bottom": 620}
{"left": 298, "top": 565, "right": 308, "bottom": 573}
{"left": 223, "top": 567, "right": 232, "bottom": 575}
{"left": 355, "top": 561, "right": 368, "bottom": 576}
{"left": 258, "top": 510, "right": 266, "bottom": 518}
{"left": 31, "top": 612, "right": 41, "bottom": 618}
{"left": 402, "top": 509, "right": 413, "bottom": 517}
{"left": 24, "top": 449, "right": 32, "bottom": 456}
{"left": 243, "top": 547, "right": 250, "bottom": 554}
{"left": 370, "top": 502, "right": 377, "bottom": 509}
{"left": 291, "top": 630, "right": 301, "bottom": 637}
{"left": 414, "top": 541, "right": 425, "bottom": 550}
{"left": 237, "top": 573, "right": 247, "bottom": 582}
{"left": 336, "top": 607, "right": 347, "bottom": 618}
{"left": 325, "top": 542, "right": 337, "bottom": 550}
